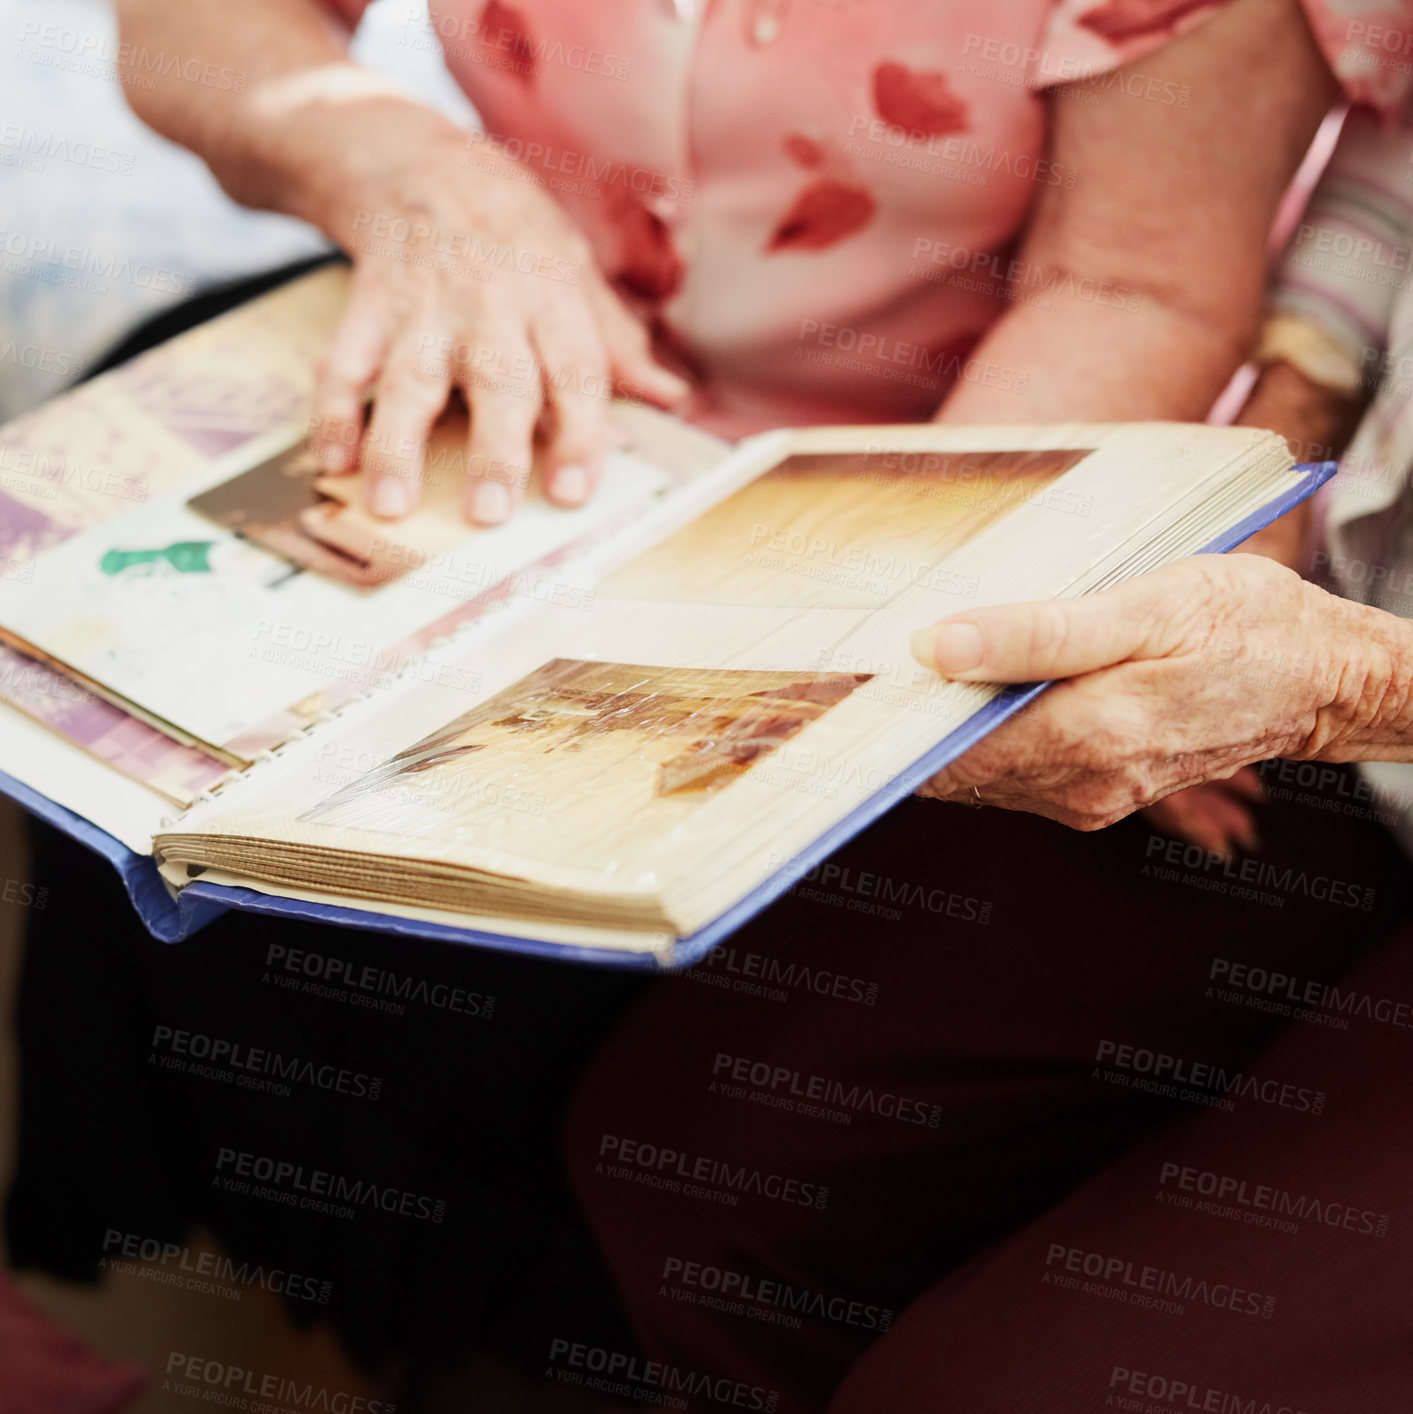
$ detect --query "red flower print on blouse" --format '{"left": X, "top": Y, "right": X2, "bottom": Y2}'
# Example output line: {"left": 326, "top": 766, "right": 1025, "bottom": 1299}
{"left": 766, "top": 180, "right": 876, "bottom": 253}
{"left": 872, "top": 61, "right": 969, "bottom": 135}
{"left": 611, "top": 198, "right": 685, "bottom": 302}
{"left": 479, "top": 0, "right": 538, "bottom": 85}
{"left": 1076, "top": 0, "right": 1214, "bottom": 43}
{"left": 783, "top": 133, "right": 825, "bottom": 168}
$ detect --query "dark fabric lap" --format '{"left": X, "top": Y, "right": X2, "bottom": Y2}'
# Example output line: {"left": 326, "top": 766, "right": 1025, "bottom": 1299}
{"left": 566, "top": 783, "right": 1410, "bottom": 1412}
{"left": 828, "top": 925, "right": 1413, "bottom": 1413}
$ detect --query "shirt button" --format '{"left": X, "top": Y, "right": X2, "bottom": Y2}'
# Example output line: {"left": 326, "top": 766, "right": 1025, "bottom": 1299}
{"left": 745, "top": 0, "right": 787, "bottom": 46}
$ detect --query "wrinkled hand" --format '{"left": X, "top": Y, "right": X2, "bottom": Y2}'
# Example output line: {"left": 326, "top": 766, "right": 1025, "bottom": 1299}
{"left": 912, "top": 555, "right": 1360, "bottom": 830}
{"left": 309, "top": 125, "right": 687, "bottom": 525}
{"left": 1126, "top": 357, "right": 1365, "bottom": 850}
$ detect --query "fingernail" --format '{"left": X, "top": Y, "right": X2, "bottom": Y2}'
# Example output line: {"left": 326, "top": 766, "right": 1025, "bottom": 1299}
{"left": 551, "top": 464, "right": 589, "bottom": 506}
{"left": 913, "top": 623, "right": 983, "bottom": 674}
{"left": 470, "top": 480, "right": 511, "bottom": 525}
{"left": 370, "top": 478, "right": 412, "bottom": 518}
{"left": 649, "top": 367, "right": 691, "bottom": 400}
{"left": 910, "top": 628, "right": 938, "bottom": 671}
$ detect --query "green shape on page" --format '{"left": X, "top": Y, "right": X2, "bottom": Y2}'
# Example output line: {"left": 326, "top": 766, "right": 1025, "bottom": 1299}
{"left": 100, "top": 541, "right": 216, "bottom": 575}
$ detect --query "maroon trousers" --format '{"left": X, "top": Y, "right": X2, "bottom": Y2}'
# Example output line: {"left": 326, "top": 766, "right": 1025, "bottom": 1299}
{"left": 829, "top": 927, "right": 1413, "bottom": 1413}
{"left": 565, "top": 774, "right": 1411, "bottom": 1412}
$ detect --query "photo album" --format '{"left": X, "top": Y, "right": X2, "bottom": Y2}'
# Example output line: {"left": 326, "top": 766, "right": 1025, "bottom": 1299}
{"left": 0, "top": 265, "right": 1331, "bottom": 966}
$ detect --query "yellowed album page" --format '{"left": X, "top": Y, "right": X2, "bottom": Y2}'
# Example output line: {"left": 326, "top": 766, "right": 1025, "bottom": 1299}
{"left": 156, "top": 422, "right": 1297, "bottom": 944}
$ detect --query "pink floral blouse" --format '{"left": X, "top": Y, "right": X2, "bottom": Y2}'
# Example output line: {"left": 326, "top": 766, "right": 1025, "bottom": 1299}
{"left": 329, "top": 0, "right": 1413, "bottom": 436}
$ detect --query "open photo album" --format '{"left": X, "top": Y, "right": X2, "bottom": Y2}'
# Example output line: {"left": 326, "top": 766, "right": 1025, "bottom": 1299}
{"left": 0, "top": 266, "right": 1331, "bottom": 966}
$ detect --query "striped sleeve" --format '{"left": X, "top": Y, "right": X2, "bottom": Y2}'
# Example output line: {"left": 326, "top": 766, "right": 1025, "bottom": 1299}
{"left": 1270, "top": 107, "right": 1413, "bottom": 377}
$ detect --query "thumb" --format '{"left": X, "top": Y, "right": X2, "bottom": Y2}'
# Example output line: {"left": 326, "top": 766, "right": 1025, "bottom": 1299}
{"left": 910, "top": 572, "right": 1182, "bottom": 683}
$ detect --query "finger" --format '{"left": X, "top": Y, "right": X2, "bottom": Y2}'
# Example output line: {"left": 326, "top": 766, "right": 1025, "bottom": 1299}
{"left": 1142, "top": 793, "right": 1209, "bottom": 852}
{"left": 311, "top": 285, "right": 394, "bottom": 472}
{"left": 918, "top": 786, "right": 982, "bottom": 808}
{"left": 1219, "top": 764, "right": 1267, "bottom": 804}
{"left": 1146, "top": 783, "right": 1259, "bottom": 854}
{"left": 914, "top": 773, "right": 962, "bottom": 803}
{"left": 359, "top": 324, "right": 453, "bottom": 519}
{"left": 533, "top": 306, "right": 613, "bottom": 507}
{"left": 915, "top": 769, "right": 956, "bottom": 802}
{"left": 910, "top": 567, "right": 1191, "bottom": 683}
{"left": 463, "top": 333, "right": 542, "bottom": 525}
{"left": 918, "top": 771, "right": 1096, "bottom": 830}
{"left": 1208, "top": 792, "right": 1261, "bottom": 853}
{"left": 1145, "top": 786, "right": 1259, "bottom": 856}
{"left": 586, "top": 280, "right": 690, "bottom": 407}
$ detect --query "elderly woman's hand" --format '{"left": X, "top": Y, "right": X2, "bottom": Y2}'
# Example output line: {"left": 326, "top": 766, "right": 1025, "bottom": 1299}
{"left": 910, "top": 555, "right": 1406, "bottom": 830}
{"left": 1119, "top": 359, "right": 1368, "bottom": 852}
{"left": 114, "top": 0, "right": 691, "bottom": 528}
{"left": 302, "top": 113, "right": 687, "bottom": 525}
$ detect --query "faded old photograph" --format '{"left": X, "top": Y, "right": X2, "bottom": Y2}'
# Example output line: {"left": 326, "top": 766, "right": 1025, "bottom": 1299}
{"left": 299, "top": 659, "right": 872, "bottom": 867}
{"left": 602, "top": 447, "right": 1090, "bottom": 609}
